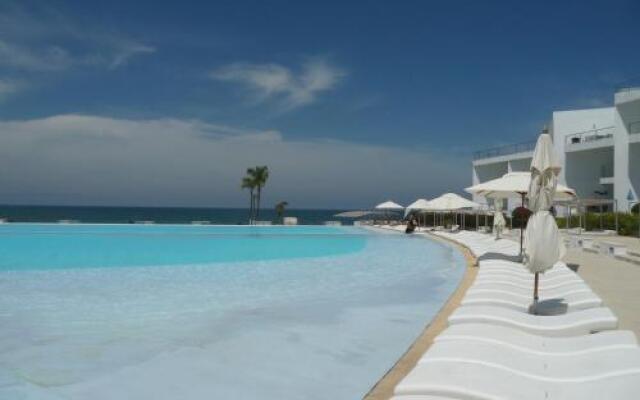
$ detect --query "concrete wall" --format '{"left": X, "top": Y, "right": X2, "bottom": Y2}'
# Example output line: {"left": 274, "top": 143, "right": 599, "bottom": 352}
{"left": 614, "top": 89, "right": 640, "bottom": 211}
{"left": 565, "top": 147, "right": 614, "bottom": 200}
{"left": 552, "top": 107, "right": 615, "bottom": 186}
{"left": 509, "top": 158, "right": 532, "bottom": 172}
{"left": 629, "top": 142, "right": 640, "bottom": 210}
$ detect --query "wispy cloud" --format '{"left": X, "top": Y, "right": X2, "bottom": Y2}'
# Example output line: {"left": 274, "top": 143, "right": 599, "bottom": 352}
{"left": 0, "top": 78, "right": 22, "bottom": 100}
{"left": 0, "top": 3, "right": 155, "bottom": 73}
{"left": 210, "top": 58, "right": 345, "bottom": 110}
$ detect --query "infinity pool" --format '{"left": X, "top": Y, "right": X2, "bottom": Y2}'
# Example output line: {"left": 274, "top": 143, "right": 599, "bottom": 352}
{"left": 0, "top": 224, "right": 464, "bottom": 400}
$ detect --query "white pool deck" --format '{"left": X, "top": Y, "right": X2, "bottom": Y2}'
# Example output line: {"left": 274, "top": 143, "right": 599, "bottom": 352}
{"left": 372, "top": 225, "right": 640, "bottom": 400}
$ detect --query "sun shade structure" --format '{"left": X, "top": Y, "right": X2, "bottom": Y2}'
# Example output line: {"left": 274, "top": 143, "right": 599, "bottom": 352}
{"left": 333, "top": 210, "right": 383, "bottom": 218}
{"left": 374, "top": 200, "right": 404, "bottom": 210}
{"left": 425, "top": 193, "right": 480, "bottom": 211}
{"left": 524, "top": 131, "right": 566, "bottom": 312}
{"left": 404, "top": 198, "right": 431, "bottom": 217}
{"left": 466, "top": 171, "right": 575, "bottom": 254}
{"left": 465, "top": 171, "right": 576, "bottom": 200}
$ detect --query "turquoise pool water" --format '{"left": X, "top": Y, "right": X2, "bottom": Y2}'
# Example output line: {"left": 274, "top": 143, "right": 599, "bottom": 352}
{"left": 0, "top": 224, "right": 464, "bottom": 400}
{"left": 0, "top": 224, "right": 365, "bottom": 270}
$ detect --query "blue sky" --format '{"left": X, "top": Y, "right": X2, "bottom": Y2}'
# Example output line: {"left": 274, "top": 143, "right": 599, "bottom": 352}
{"left": 1, "top": 0, "right": 639, "bottom": 208}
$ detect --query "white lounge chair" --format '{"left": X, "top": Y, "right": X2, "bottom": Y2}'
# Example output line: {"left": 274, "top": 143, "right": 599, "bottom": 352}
{"left": 448, "top": 305, "right": 618, "bottom": 336}
{"left": 435, "top": 323, "right": 638, "bottom": 355}
{"left": 418, "top": 340, "right": 640, "bottom": 379}
{"left": 461, "top": 290, "right": 602, "bottom": 314}
{"left": 475, "top": 272, "right": 582, "bottom": 285}
{"left": 394, "top": 360, "right": 640, "bottom": 399}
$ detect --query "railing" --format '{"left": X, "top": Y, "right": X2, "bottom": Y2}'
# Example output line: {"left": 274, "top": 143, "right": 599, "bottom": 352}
{"left": 565, "top": 126, "right": 615, "bottom": 146}
{"left": 472, "top": 139, "right": 537, "bottom": 160}
{"left": 630, "top": 121, "right": 640, "bottom": 135}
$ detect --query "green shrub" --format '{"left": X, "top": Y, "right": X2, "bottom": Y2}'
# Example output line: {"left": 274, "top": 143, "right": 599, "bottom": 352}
{"left": 556, "top": 212, "right": 639, "bottom": 236}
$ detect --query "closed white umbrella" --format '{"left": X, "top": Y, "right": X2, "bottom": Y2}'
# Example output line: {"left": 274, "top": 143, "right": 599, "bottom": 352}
{"left": 524, "top": 131, "right": 566, "bottom": 312}
{"left": 493, "top": 201, "right": 507, "bottom": 239}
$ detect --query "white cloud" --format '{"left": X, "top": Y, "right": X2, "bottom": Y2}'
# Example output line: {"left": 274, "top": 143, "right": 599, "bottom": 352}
{"left": 0, "top": 115, "right": 468, "bottom": 208}
{"left": 210, "top": 58, "right": 345, "bottom": 110}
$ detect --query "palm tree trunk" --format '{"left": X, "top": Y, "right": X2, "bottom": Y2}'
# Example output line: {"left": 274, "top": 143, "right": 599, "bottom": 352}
{"left": 256, "top": 187, "right": 261, "bottom": 220}
{"left": 249, "top": 189, "right": 255, "bottom": 224}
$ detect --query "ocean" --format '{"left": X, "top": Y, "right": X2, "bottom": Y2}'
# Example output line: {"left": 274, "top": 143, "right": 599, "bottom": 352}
{"left": 0, "top": 205, "right": 348, "bottom": 225}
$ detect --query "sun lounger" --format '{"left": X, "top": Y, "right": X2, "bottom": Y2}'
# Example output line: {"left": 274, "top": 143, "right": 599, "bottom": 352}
{"left": 469, "top": 277, "right": 586, "bottom": 292}
{"left": 467, "top": 284, "right": 593, "bottom": 301}
{"left": 435, "top": 323, "right": 638, "bottom": 355}
{"left": 448, "top": 305, "right": 618, "bottom": 336}
{"left": 462, "top": 290, "right": 602, "bottom": 314}
{"left": 394, "top": 360, "right": 640, "bottom": 399}
{"left": 475, "top": 271, "right": 582, "bottom": 285}
{"left": 418, "top": 340, "right": 640, "bottom": 379}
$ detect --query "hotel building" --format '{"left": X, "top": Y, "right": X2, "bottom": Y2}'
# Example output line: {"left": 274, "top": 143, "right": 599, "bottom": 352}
{"left": 472, "top": 87, "right": 640, "bottom": 213}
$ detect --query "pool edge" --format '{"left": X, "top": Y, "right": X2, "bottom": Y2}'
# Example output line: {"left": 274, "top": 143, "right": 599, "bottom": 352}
{"left": 362, "top": 230, "right": 478, "bottom": 400}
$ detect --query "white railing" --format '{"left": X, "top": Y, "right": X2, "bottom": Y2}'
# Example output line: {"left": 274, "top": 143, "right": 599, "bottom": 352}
{"left": 565, "top": 126, "right": 614, "bottom": 146}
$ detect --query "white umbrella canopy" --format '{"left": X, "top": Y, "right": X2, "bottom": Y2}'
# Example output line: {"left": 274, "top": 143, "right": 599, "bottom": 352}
{"left": 465, "top": 172, "right": 575, "bottom": 200}
{"left": 523, "top": 132, "right": 566, "bottom": 311}
{"left": 374, "top": 200, "right": 404, "bottom": 210}
{"left": 426, "top": 193, "right": 480, "bottom": 211}
{"left": 404, "top": 198, "right": 431, "bottom": 217}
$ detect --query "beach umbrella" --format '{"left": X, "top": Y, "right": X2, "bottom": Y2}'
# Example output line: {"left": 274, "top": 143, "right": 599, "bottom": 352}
{"left": 404, "top": 198, "right": 431, "bottom": 226}
{"left": 466, "top": 171, "right": 575, "bottom": 254}
{"left": 425, "top": 193, "right": 480, "bottom": 211}
{"left": 465, "top": 172, "right": 575, "bottom": 200}
{"left": 524, "top": 131, "right": 566, "bottom": 312}
{"left": 375, "top": 200, "right": 404, "bottom": 210}
{"left": 375, "top": 200, "right": 403, "bottom": 222}
{"left": 493, "top": 201, "right": 506, "bottom": 239}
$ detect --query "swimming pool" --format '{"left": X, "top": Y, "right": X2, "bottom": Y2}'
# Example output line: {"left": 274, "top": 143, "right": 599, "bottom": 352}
{"left": 0, "top": 224, "right": 465, "bottom": 400}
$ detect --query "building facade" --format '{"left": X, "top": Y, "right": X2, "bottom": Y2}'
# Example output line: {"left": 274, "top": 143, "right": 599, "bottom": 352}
{"left": 472, "top": 87, "right": 640, "bottom": 213}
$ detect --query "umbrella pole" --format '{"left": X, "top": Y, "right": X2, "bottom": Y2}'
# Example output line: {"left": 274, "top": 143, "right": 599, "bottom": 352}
{"left": 533, "top": 272, "right": 539, "bottom": 314}
{"left": 520, "top": 193, "right": 525, "bottom": 256}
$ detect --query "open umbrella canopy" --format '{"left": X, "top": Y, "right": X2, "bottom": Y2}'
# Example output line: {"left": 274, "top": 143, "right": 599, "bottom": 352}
{"left": 426, "top": 193, "right": 480, "bottom": 211}
{"left": 374, "top": 200, "right": 404, "bottom": 210}
{"left": 404, "top": 198, "right": 431, "bottom": 217}
{"left": 523, "top": 132, "right": 566, "bottom": 308}
{"left": 465, "top": 172, "right": 575, "bottom": 200}
{"left": 333, "top": 210, "right": 383, "bottom": 218}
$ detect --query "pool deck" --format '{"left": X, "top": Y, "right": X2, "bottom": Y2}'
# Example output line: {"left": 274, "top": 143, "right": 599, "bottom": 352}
{"left": 564, "top": 247, "right": 640, "bottom": 337}
{"left": 363, "top": 229, "right": 478, "bottom": 400}
{"left": 364, "top": 226, "right": 640, "bottom": 399}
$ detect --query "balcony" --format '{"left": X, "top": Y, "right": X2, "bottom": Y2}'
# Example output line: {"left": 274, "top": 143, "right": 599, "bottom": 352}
{"left": 630, "top": 121, "right": 640, "bottom": 135}
{"left": 565, "top": 126, "right": 614, "bottom": 145}
{"left": 472, "top": 139, "right": 536, "bottom": 161}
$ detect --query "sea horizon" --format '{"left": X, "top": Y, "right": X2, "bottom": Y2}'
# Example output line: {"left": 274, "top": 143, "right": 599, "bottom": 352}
{"left": 0, "top": 204, "right": 352, "bottom": 225}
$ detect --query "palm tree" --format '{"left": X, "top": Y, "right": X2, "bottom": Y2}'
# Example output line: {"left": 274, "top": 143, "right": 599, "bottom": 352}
{"left": 251, "top": 166, "right": 269, "bottom": 220}
{"left": 275, "top": 201, "right": 288, "bottom": 224}
{"left": 241, "top": 174, "right": 256, "bottom": 224}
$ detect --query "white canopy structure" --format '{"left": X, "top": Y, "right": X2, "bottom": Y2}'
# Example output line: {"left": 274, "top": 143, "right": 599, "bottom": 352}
{"left": 465, "top": 172, "right": 575, "bottom": 200}
{"left": 374, "top": 200, "right": 404, "bottom": 210}
{"left": 426, "top": 193, "right": 480, "bottom": 211}
{"left": 524, "top": 132, "right": 566, "bottom": 311}
{"left": 404, "top": 198, "right": 431, "bottom": 217}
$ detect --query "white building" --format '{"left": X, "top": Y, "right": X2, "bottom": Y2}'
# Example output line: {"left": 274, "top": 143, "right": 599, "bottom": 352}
{"left": 472, "top": 87, "right": 640, "bottom": 213}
